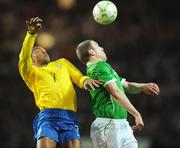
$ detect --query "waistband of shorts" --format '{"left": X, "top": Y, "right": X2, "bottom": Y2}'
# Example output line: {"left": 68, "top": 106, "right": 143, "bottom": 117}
{"left": 37, "top": 108, "right": 78, "bottom": 122}
{"left": 95, "top": 117, "right": 127, "bottom": 123}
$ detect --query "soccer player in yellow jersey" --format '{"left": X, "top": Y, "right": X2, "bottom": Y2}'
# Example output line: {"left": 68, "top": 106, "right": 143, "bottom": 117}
{"left": 18, "top": 17, "right": 102, "bottom": 148}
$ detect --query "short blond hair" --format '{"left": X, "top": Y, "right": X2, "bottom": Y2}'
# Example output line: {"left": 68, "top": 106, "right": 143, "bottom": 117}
{"left": 76, "top": 40, "right": 94, "bottom": 64}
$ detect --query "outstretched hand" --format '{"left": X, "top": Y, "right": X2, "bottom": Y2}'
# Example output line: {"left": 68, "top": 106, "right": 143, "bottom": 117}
{"left": 143, "top": 83, "right": 160, "bottom": 96}
{"left": 26, "top": 17, "right": 43, "bottom": 34}
{"left": 84, "top": 79, "right": 103, "bottom": 90}
{"left": 132, "top": 112, "right": 144, "bottom": 133}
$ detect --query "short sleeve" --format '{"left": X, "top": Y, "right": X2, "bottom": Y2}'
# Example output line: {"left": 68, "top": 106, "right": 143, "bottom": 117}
{"left": 91, "top": 62, "right": 116, "bottom": 87}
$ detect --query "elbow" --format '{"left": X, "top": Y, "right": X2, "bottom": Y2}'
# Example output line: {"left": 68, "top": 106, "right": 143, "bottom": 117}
{"left": 123, "top": 82, "right": 130, "bottom": 92}
{"left": 18, "top": 60, "right": 22, "bottom": 69}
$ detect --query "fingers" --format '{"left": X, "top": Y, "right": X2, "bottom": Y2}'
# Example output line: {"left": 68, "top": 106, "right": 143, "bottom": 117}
{"left": 152, "top": 83, "right": 160, "bottom": 94}
{"left": 36, "top": 18, "right": 43, "bottom": 24}
{"left": 145, "top": 83, "right": 160, "bottom": 96}
{"left": 150, "top": 83, "right": 160, "bottom": 95}
{"left": 26, "top": 20, "right": 29, "bottom": 25}
{"left": 27, "top": 17, "right": 43, "bottom": 25}
{"left": 89, "top": 83, "right": 95, "bottom": 90}
{"left": 37, "top": 22, "right": 42, "bottom": 30}
{"left": 148, "top": 87, "right": 158, "bottom": 96}
{"left": 132, "top": 123, "right": 144, "bottom": 133}
{"left": 151, "top": 87, "right": 159, "bottom": 95}
{"left": 84, "top": 79, "right": 95, "bottom": 90}
{"left": 32, "top": 17, "right": 39, "bottom": 23}
{"left": 92, "top": 81, "right": 100, "bottom": 88}
{"left": 92, "top": 80, "right": 103, "bottom": 87}
{"left": 26, "top": 17, "right": 43, "bottom": 33}
{"left": 96, "top": 80, "right": 104, "bottom": 84}
{"left": 30, "top": 17, "right": 39, "bottom": 24}
{"left": 84, "top": 79, "right": 103, "bottom": 90}
{"left": 30, "top": 18, "right": 34, "bottom": 24}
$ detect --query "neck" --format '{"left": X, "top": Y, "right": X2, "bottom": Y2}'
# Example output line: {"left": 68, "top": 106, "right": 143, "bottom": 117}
{"left": 86, "top": 58, "right": 104, "bottom": 66}
{"left": 34, "top": 61, "right": 49, "bottom": 67}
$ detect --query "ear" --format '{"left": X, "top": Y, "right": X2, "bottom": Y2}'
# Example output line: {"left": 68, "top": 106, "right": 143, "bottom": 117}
{"left": 88, "top": 48, "right": 95, "bottom": 56}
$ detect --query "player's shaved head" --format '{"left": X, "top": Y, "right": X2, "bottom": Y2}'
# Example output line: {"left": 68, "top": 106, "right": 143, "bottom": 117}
{"left": 76, "top": 40, "right": 96, "bottom": 64}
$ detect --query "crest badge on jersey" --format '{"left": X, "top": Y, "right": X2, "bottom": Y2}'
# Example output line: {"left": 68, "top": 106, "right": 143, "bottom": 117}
{"left": 56, "top": 64, "right": 62, "bottom": 68}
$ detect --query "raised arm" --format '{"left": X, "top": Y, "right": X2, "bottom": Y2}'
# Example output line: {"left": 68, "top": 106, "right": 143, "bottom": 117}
{"left": 123, "top": 80, "right": 160, "bottom": 96}
{"left": 105, "top": 81, "right": 144, "bottom": 133}
{"left": 18, "top": 17, "right": 42, "bottom": 81}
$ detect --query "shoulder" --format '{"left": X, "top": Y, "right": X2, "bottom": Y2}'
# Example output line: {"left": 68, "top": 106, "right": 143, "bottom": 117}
{"left": 87, "top": 61, "right": 111, "bottom": 76}
{"left": 55, "top": 58, "right": 66, "bottom": 63}
{"left": 97, "top": 61, "right": 110, "bottom": 68}
{"left": 92, "top": 61, "right": 110, "bottom": 71}
{"left": 50, "top": 58, "right": 67, "bottom": 67}
{"left": 54, "top": 58, "right": 70, "bottom": 64}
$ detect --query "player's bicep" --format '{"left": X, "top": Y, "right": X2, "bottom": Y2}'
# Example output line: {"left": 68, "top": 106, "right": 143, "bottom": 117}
{"left": 104, "top": 80, "right": 121, "bottom": 98}
{"left": 62, "top": 58, "right": 87, "bottom": 87}
{"left": 62, "top": 59, "right": 81, "bottom": 77}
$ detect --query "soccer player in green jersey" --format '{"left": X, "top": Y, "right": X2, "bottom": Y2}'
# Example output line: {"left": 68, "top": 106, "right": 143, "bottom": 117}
{"left": 76, "top": 40, "right": 160, "bottom": 148}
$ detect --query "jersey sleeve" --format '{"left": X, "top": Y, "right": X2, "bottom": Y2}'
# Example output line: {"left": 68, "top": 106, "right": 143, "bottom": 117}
{"left": 91, "top": 62, "right": 116, "bottom": 87}
{"left": 18, "top": 32, "right": 36, "bottom": 83}
{"left": 62, "top": 58, "right": 89, "bottom": 89}
{"left": 120, "top": 78, "right": 126, "bottom": 86}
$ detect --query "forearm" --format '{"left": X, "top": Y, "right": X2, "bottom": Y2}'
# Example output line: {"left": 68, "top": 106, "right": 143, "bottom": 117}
{"left": 106, "top": 81, "right": 144, "bottom": 131}
{"left": 112, "top": 90, "right": 140, "bottom": 117}
{"left": 124, "top": 82, "right": 146, "bottom": 94}
{"left": 19, "top": 32, "right": 37, "bottom": 61}
{"left": 105, "top": 82, "right": 140, "bottom": 117}
{"left": 18, "top": 32, "right": 36, "bottom": 80}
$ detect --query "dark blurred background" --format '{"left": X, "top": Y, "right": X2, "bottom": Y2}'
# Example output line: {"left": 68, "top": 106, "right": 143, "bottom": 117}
{"left": 0, "top": 0, "right": 179, "bottom": 147}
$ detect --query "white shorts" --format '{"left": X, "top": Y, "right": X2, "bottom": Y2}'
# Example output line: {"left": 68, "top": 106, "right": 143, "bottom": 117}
{"left": 90, "top": 118, "right": 138, "bottom": 148}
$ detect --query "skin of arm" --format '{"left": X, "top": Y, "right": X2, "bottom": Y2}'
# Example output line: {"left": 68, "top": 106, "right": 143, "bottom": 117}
{"left": 123, "top": 81, "right": 160, "bottom": 95}
{"left": 105, "top": 81, "right": 144, "bottom": 132}
{"left": 123, "top": 81, "right": 146, "bottom": 94}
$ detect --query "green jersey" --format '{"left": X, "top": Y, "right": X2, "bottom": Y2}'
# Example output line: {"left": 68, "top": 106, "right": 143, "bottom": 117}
{"left": 86, "top": 61, "right": 127, "bottom": 119}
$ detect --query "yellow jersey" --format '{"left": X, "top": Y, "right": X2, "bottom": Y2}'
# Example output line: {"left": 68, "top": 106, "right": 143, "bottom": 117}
{"left": 18, "top": 32, "right": 88, "bottom": 111}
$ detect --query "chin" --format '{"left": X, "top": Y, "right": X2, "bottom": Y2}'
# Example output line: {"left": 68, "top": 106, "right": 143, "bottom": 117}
{"left": 46, "top": 59, "right": 50, "bottom": 63}
{"left": 43, "top": 58, "right": 50, "bottom": 64}
{"left": 46, "top": 57, "right": 50, "bottom": 63}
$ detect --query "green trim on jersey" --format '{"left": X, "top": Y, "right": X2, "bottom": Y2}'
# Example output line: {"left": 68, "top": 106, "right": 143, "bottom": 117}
{"left": 87, "top": 61, "right": 127, "bottom": 119}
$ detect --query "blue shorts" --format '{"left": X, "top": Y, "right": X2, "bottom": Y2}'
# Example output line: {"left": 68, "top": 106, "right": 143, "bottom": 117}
{"left": 33, "top": 108, "right": 80, "bottom": 144}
